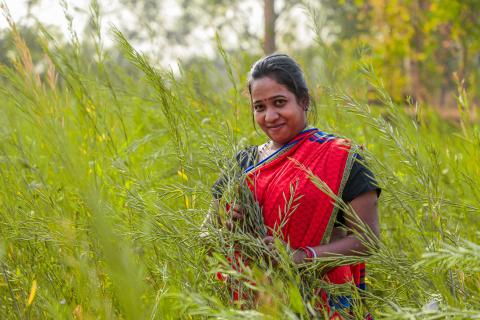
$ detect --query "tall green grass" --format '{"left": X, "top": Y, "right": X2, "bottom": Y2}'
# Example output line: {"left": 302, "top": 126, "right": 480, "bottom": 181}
{"left": 0, "top": 6, "right": 479, "bottom": 319}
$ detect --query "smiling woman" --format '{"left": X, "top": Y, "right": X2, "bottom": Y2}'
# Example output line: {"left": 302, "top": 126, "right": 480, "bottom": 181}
{"left": 208, "top": 54, "right": 380, "bottom": 319}
{"left": 250, "top": 76, "right": 307, "bottom": 150}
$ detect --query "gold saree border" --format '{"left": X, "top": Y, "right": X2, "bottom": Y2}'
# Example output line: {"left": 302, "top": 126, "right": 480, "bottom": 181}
{"left": 320, "top": 143, "right": 358, "bottom": 245}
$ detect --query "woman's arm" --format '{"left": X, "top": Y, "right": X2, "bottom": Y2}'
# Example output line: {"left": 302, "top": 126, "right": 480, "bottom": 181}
{"left": 263, "top": 190, "right": 380, "bottom": 264}
{"left": 292, "top": 190, "right": 379, "bottom": 263}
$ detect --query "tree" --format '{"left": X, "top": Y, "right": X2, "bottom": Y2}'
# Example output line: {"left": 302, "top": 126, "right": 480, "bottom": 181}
{"left": 316, "top": 0, "right": 480, "bottom": 107}
{"left": 264, "top": 0, "right": 276, "bottom": 54}
{"left": 116, "top": 0, "right": 309, "bottom": 56}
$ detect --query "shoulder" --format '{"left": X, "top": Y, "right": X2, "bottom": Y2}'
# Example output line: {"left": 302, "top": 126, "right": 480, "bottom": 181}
{"left": 308, "top": 130, "right": 350, "bottom": 145}
{"left": 307, "top": 130, "right": 353, "bottom": 154}
{"left": 307, "top": 128, "right": 381, "bottom": 200}
{"left": 235, "top": 146, "right": 257, "bottom": 171}
{"left": 308, "top": 130, "right": 337, "bottom": 142}
{"left": 343, "top": 153, "right": 381, "bottom": 202}
{"left": 212, "top": 145, "right": 257, "bottom": 199}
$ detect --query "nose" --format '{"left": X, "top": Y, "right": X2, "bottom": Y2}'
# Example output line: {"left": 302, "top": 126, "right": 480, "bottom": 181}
{"left": 265, "top": 107, "right": 279, "bottom": 123}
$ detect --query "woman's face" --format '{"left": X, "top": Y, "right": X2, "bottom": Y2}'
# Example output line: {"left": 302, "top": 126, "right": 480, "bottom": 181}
{"left": 250, "top": 76, "right": 307, "bottom": 147}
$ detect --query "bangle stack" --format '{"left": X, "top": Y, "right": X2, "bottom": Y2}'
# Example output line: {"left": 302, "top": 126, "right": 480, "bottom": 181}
{"left": 298, "top": 246, "right": 317, "bottom": 261}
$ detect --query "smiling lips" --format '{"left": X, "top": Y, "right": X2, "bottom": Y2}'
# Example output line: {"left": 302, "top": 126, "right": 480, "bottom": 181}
{"left": 267, "top": 123, "right": 286, "bottom": 130}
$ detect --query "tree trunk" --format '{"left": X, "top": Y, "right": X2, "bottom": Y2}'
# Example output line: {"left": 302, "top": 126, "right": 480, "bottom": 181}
{"left": 264, "top": 0, "right": 276, "bottom": 55}
{"left": 409, "top": 0, "right": 428, "bottom": 104}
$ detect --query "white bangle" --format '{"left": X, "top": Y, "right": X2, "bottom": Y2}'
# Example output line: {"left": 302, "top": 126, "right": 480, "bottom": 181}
{"left": 306, "top": 246, "right": 317, "bottom": 259}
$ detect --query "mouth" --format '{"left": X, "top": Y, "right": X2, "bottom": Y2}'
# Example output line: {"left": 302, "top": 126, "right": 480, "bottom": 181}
{"left": 267, "top": 123, "right": 286, "bottom": 129}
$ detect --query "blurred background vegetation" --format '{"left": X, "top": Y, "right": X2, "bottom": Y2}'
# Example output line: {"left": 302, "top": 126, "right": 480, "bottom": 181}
{"left": 0, "top": 1, "right": 479, "bottom": 319}
{"left": 2, "top": 0, "right": 479, "bottom": 112}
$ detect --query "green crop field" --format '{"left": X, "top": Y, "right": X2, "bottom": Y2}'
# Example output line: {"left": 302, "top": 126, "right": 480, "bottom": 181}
{"left": 0, "top": 11, "right": 479, "bottom": 320}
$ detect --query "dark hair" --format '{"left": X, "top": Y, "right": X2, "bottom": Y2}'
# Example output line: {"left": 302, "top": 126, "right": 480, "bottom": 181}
{"left": 248, "top": 54, "right": 310, "bottom": 107}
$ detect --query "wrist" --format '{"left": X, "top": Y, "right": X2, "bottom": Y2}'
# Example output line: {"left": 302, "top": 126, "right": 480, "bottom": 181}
{"left": 294, "top": 246, "right": 318, "bottom": 264}
{"left": 293, "top": 249, "right": 307, "bottom": 264}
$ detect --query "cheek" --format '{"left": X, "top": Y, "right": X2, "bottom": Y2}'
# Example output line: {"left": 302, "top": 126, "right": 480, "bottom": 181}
{"left": 292, "top": 107, "right": 306, "bottom": 121}
{"left": 254, "top": 112, "right": 264, "bottom": 125}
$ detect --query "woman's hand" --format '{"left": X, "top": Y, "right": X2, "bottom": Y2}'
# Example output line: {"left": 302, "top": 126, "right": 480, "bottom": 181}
{"left": 225, "top": 204, "right": 245, "bottom": 231}
{"left": 263, "top": 236, "right": 280, "bottom": 252}
{"left": 262, "top": 236, "right": 307, "bottom": 265}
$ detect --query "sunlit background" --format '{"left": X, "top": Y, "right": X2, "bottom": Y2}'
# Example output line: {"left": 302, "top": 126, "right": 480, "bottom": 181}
{"left": 1, "top": 1, "right": 314, "bottom": 69}
{"left": 2, "top": 0, "right": 479, "bottom": 111}
{"left": 1, "top": 1, "right": 479, "bottom": 318}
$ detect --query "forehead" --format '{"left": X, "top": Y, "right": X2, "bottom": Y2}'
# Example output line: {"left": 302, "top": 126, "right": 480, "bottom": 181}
{"left": 250, "top": 76, "right": 293, "bottom": 101}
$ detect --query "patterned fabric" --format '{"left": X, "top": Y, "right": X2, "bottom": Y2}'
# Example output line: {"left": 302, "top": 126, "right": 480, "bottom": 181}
{"left": 219, "top": 128, "right": 371, "bottom": 318}
{"left": 244, "top": 128, "right": 368, "bottom": 319}
{"left": 245, "top": 128, "right": 353, "bottom": 249}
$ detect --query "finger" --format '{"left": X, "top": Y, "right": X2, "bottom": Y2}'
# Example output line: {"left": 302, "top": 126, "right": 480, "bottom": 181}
{"left": 271, "top": 258, "right": 278, "bottom": 267}
{"left": 232, "top": 204, "right": 244, "bottom": 214}
{"left": 231, "top": 210, "right": 244, "bottom": 220}
{"left": 263, "top": 236, "right": 275, "bottom": 245}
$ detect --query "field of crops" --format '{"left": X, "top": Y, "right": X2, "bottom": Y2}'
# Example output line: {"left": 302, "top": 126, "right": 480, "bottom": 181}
{"left": 0, "top": 19, "right": 479, "bottom": 319}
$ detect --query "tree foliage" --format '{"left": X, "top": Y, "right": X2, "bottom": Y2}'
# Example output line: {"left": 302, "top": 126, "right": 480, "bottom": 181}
{"left": 315, "top": 0, "right": 480, "bottom": 107}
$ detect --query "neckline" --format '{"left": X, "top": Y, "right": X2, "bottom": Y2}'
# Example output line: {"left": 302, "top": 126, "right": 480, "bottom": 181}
{"left": 245, "top": 127, "right": 318, "bottom": 173}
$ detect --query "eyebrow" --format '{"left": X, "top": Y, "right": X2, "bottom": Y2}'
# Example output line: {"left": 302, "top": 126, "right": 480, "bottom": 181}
{"left": 252, "top": 94, "right": 287, "bottom": 105}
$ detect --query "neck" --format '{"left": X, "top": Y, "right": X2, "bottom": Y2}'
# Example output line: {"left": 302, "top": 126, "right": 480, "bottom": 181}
{"left": 272, "top": 141, "right": 284, "bottom": 150}
{"left": 271, "top": 124, "right": 309, "bottom": 150}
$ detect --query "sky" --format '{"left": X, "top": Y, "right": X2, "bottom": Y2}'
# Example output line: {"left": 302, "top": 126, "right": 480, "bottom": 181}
{"left": 1, "top": 0, "right": 315, "bottom": 68}
{"left": 1, "top": 0, "right": 90, "bottom": 33}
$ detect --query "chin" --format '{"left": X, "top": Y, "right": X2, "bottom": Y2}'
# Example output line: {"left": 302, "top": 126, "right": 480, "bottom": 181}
{"left": 270, "top": 136, "right": 290, "bottom": 146}
{"left": 267, "top": 130, "right": 287, "bottom": 141}
{"left": 268, "top": 126, "right": 304, "bottom": 143}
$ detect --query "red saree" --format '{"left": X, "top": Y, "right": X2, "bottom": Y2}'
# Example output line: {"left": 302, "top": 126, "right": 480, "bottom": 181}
{"left": 244, "top": 128, "right": 366, "bottom": 318}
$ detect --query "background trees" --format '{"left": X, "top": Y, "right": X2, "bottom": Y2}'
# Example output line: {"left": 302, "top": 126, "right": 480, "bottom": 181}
{"left": 1, "top": 1, "right": 480, "bottom": 318}
{"left": 1, "top": 0, "right": 479, "bottom": 109}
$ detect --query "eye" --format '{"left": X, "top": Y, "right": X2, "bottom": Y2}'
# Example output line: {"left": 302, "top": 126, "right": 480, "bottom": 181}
{"left": 253, "top": 104, "right": 265, "bottom": 112}
{"left": 274, "top": 99, "right": 286, "bottom": 107}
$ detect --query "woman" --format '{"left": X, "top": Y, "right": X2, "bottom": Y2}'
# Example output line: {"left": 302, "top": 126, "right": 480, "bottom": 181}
{"left": 210, "top": 54, "right": 380, "bottom": 318}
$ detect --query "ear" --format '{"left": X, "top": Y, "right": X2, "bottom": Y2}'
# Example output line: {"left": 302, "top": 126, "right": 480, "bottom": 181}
{"left": 302, "top": 96, "right": 309, "bottom": 111}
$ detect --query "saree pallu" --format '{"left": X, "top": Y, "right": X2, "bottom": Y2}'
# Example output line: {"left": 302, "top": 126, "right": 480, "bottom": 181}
{"left": 244, "top": 128, "right": 366, "bottom": 319}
